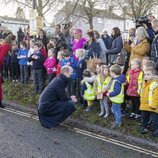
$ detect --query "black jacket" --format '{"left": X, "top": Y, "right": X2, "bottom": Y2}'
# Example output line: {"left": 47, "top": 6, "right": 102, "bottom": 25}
{"left": 39, "top": 74, "right": 70, "bottom": 108}
{"left": 101, "top": 35, "right": 112, "bottom": 49}
{"left": 84, "top": 41, "right": 101, "bottom": 59}
{"left": 28, "top": 51, "right": 45, "bottom": 69}
{"left": 150, "top": 31, "right": 158, "bottom": 62}
{"left": 38, "top": 73, "right": 76, "bottom": 128}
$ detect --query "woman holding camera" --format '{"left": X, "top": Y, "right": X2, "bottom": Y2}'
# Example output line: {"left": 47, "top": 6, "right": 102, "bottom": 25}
{"left": 129, "top": 27, "right": 150, "bottom": 64}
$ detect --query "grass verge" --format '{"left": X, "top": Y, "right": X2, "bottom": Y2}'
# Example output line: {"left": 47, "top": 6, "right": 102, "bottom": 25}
{"left": 2, "top": 81, "right": 158, "bottom": 143}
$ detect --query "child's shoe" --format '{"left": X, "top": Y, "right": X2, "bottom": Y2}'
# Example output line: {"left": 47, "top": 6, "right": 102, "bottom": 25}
{"left": 0, "top": 104, "right": 5, "bottom": 108}
{"left": 129, "top": 113, "right": 136, "bottom": 118}
{"left": 134, "top": 114, "right": 141, "bottom": 119}
{"left": 0, "top": 101, "right": 5, "bottom": 108}
{"left": 98, "top": 112, "right": 104, "bottom": 117}
{"left": 84, "top": 107, "right": 93, "bottom": 112}
{"left": 103, "top": 113, "right": 109, "bottom": 118}
{"left": 110, "top": 123, "right": 121, "bottom": 129}
{"left": 140, "top": 128, "right": 149, "bottom": 134}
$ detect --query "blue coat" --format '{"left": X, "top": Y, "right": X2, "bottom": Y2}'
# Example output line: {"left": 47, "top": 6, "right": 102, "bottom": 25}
{"left": 61, "top": 57, "right": 77, "bottom": 79}
{"left": 105, "top": 36, "right": 123, "bottom": 64}
{"left": 38, "top": 74, "right": 76, "bottom": 128}
{"left": 18, "top": 49, "right": 28, "bottom": 65}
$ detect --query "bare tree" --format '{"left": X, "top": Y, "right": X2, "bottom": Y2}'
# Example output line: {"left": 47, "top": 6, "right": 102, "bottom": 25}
{"left": 4, "top": 0, "right": 61, "bottom": 17}
{"left": 16, "top": 6, "right": 25, "bottom": 19}
{"left": 112, "top": 0, "right": 158, "bottom": 20}
{"left": 61, "top": 0, "right": 109, "bottom": 29}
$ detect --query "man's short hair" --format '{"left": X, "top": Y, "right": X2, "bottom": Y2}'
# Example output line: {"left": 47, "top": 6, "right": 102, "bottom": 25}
{"left": 110, "top": 64, "right": 122, "bottom": 75}
{"left": 34, "top": 42, "right": 41, "bottom": 48}
{"left": 60, "top": 66, "right": 72, "bottom": 74}
{"left": 62, "top": 50, "right": 70, "bottom": 57}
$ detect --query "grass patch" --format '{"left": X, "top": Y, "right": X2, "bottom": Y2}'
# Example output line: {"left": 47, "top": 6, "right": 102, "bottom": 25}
{"left": 3, "top": 81, "right": 39, "bottom": 108}
{"left": 2, "top": 81, "right": 158, "bottom": 143}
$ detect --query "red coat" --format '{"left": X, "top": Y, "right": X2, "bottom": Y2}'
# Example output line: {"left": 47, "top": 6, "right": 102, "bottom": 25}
{"left": 126, "top": 68, "right": 142, "bottom": 97}
{"left": 0, "top": 43, "right": 11, "bottom": 100}
{"left": 40, "top": 48, "right": 47, "bottom": 58}
{"left": 56, "top": 61, "right": 61, "bottom": 77}
{"left": 0, "top": 43, "right": 11, "bottom": 66}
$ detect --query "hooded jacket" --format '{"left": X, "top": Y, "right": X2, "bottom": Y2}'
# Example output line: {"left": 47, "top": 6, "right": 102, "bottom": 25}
{"left": 109, "top": 74, "right": 125, "bottom": 97}
{"left": 126, "top": 68, "right": 142, "bottom": 96}
{"left": 140, "top": 80, "right": 158, "bottom": 113}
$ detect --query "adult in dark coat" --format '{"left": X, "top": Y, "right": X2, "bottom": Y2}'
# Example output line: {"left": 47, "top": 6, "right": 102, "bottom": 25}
{"left": 151, "top": 19, "right": 158, "bottom": 64}
{"left": 101, "top": 30, "right": 112, "bottom": 49}
{"left": 38, "top": 66, "right": 77, "bottom": 129}
{"left": 105, "top": 27, "right": 123, "bottom": 65}
{"left": 84, "top": 30, "right": 101, "bottom": 59}
{"left": 17, "top": 27, "right": 25, "bottom": 48}
{"left": 37, "top": 29, "right": 48, "bottom": 51}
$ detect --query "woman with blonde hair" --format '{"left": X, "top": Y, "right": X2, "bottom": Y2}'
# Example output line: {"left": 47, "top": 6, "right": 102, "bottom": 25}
{"left": 129, "top": 27, "right": 150, "bottom": 63}
{"left": 123, "top": 28, "right": 135, "bottom": 74}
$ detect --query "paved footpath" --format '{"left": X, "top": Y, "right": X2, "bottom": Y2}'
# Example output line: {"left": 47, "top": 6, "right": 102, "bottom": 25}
{"left": 0, "top": 109, "right": 157, "bottom": 158}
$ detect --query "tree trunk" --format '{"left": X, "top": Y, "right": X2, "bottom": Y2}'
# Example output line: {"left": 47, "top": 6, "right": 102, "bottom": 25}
{"left": 36, "top": 0, "right": 43, "bottom": 16}
{"left": 89, "top": 18, "right": 93, "bottom": 30}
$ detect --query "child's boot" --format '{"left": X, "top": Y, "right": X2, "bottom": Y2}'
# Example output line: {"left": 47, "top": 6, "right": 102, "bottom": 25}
{"left": 84, "top": 106, "right": 93, "bottom": 112}
{"left": 98, "top": 104, "right": 104, "bottom": 116}
{"left": 103, "top": 105, "right": 109, "bottom": 118}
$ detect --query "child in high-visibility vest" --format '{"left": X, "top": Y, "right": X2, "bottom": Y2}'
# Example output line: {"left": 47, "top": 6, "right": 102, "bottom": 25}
{"left": 140, "top": 67, "right": 158, "bottom": 136}
{"left": 107, "top": 64, "right": 125, "bottom": 129}
{"left": 81, "top": 69, "right": 95, "bottom": 112}
{"left": 94, "top": 65, "right": 112, "bottom": 118}
{"left": 126, "top": 58, "right": 143, "bottom": 119}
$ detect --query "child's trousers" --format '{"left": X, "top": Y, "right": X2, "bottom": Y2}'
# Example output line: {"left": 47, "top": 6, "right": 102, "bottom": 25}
{"left": 111, "top": 103, "right": 122, "bottom": 124}
{"left": 141, "top": 111, "right": 158, "bottom": 131}
{"left": 130, "top": 96, "right": 141, "bottom": 115}
{"left": 99, "top": 97, "right": 109, "bottom": 115}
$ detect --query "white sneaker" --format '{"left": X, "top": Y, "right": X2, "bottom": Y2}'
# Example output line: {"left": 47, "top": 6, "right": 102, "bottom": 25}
{"left": 98, "top": 112, "right": 104, "bottom": 117}
{"left": 135, "top": 114, "right": 141, "bottom": 119}
{"left": 130, "top": 113, "right": 136, "bottom": 118}
{"left": 103, "top": 113, "right": 109, "bottom": 118}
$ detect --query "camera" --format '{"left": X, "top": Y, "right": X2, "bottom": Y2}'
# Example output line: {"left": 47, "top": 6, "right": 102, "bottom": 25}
{"left": 62, "top": 23, "right": 71, "bottom": 30}
{"left": 136, "top": 16, "right": 150, "bottom": 28}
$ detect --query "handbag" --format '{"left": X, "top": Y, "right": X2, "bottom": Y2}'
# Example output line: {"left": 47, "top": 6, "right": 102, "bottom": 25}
{"left": 116, "top": 48, "right": 127, "bottom": 66}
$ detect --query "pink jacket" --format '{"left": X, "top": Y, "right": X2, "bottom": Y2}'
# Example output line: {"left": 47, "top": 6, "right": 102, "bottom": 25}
{"left": 72, "top": 37, "right": 86, "bottom": 52}
{"left": 43, "top": 57, "right": 56, "bottom": 74}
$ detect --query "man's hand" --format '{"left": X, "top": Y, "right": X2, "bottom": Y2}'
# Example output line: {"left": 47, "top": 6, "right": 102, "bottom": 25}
{"left": 71, "top": 95, "right": 77, "bottom": 103}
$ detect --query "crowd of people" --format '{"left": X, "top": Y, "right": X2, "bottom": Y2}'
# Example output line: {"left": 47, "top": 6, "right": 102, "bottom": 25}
{"left": 0, "top": 15, "right": 158, "bottom": 137}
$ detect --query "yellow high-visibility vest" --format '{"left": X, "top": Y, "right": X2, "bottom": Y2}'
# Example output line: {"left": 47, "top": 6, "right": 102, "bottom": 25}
{"left": 109, "top": 80, "right": 124, "bottom": 104}
{"left": 96, "top": 75, "right": 102, "bottom": 94}
{"left": 84, "top": 82, "right": 95, "bottom": 101}
{"left": 148, "top": 81, "right": 158, "bottom": 107}
{"left": 96, "top": 75, "right": 112, "bottom": 94}
{"left": 126, "top": 71, "right": 143, "bottom": 95}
